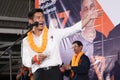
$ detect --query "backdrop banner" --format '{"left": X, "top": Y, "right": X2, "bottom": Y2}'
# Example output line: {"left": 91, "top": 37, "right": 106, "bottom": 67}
{"left": 35, "top": 0, "right": 120, "bottom": 80}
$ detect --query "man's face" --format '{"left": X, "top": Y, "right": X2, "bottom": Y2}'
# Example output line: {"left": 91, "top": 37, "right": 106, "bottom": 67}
{"left": 72, "top": 43, "right": 82, "bottom": 54}
{"left": 33, "top": 12, "right": 45, "bottom": 30}
{"left": 80, "top": 0, "right": 96, "bottom": 26}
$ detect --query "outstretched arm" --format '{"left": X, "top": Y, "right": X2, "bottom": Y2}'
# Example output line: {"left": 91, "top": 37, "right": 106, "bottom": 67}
{"left": 54, "top": 9, "right": 102, "bottom": 39}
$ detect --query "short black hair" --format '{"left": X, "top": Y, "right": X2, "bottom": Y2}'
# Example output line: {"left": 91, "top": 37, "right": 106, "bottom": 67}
{"left": 28, "top": 8, "right": 44, "bottom": 19}
{"left": 72, "top": 40, "right": 83, "bottom": 46}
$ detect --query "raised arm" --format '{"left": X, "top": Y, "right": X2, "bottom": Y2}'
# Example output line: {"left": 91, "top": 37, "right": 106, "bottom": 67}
{"left": 54, "top": 9, "right": 102, "bottom": 40}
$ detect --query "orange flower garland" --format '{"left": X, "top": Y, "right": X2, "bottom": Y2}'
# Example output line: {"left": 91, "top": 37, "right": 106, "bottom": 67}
{"left": 71, "top": 52, "right": 84, "bottom": 66}
{"left": 27, "top": 27, "right": 48, "bottom": 53}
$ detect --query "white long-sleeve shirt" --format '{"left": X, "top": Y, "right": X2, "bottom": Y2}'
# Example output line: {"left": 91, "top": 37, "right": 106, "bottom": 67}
{"left": 22, "top": 21, "right": 82, "bottom": 73}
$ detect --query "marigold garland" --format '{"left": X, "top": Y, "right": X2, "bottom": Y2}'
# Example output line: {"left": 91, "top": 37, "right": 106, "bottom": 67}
{"left": 27, "top": 27, "right": 48, "bottom": 53}
{"left": 71, "top": 52, "right": 84, "bottom": 66}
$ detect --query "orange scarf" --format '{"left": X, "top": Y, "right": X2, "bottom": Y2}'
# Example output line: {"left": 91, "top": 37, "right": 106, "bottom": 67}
{"left": 27, "top": 27, "right": 48, "bottom": 53}
{"left": 71, "top": 52, "right": 84, "bottom": 66}
{"left": 71, "top": 52, "right": 84, "bottom": 77}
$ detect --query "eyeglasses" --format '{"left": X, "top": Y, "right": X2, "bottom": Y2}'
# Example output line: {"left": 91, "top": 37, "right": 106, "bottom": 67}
{"left": 72, "top": 46, "right": 79, "bottom": 49}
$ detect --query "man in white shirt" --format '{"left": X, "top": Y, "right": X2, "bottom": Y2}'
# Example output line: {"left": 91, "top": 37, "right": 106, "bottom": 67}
{"left": 22, "top": 8, "right": 101, "bottom": 80}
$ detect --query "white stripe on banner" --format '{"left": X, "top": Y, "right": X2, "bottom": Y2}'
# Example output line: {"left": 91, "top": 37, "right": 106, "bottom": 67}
{"left": 98, "top": 0, "right": 120, "bottom": 26}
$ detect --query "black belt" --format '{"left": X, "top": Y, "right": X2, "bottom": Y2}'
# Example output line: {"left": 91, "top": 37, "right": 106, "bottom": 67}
{"left": 39, "top": 65, "right": 61, "bottom": 70}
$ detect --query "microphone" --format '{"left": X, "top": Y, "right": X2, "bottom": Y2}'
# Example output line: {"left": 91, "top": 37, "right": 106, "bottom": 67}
{"left": 28, "top": 22, "right": 39, "bottom": 29}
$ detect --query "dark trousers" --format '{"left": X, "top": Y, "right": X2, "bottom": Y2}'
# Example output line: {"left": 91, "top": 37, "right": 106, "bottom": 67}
{"left": 33, "top": 66, "right": 63, "bottom": 80}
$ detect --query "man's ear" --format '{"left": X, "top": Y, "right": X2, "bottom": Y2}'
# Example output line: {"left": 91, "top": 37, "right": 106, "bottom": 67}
{"left": 80, "top": 11, "right": 82, "bottom": 17}
{"left": 80, "top": 46, "right": 83, "bottom": 50}
{"left": 29, "top": 19, "right": 34, "bottom": 24}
